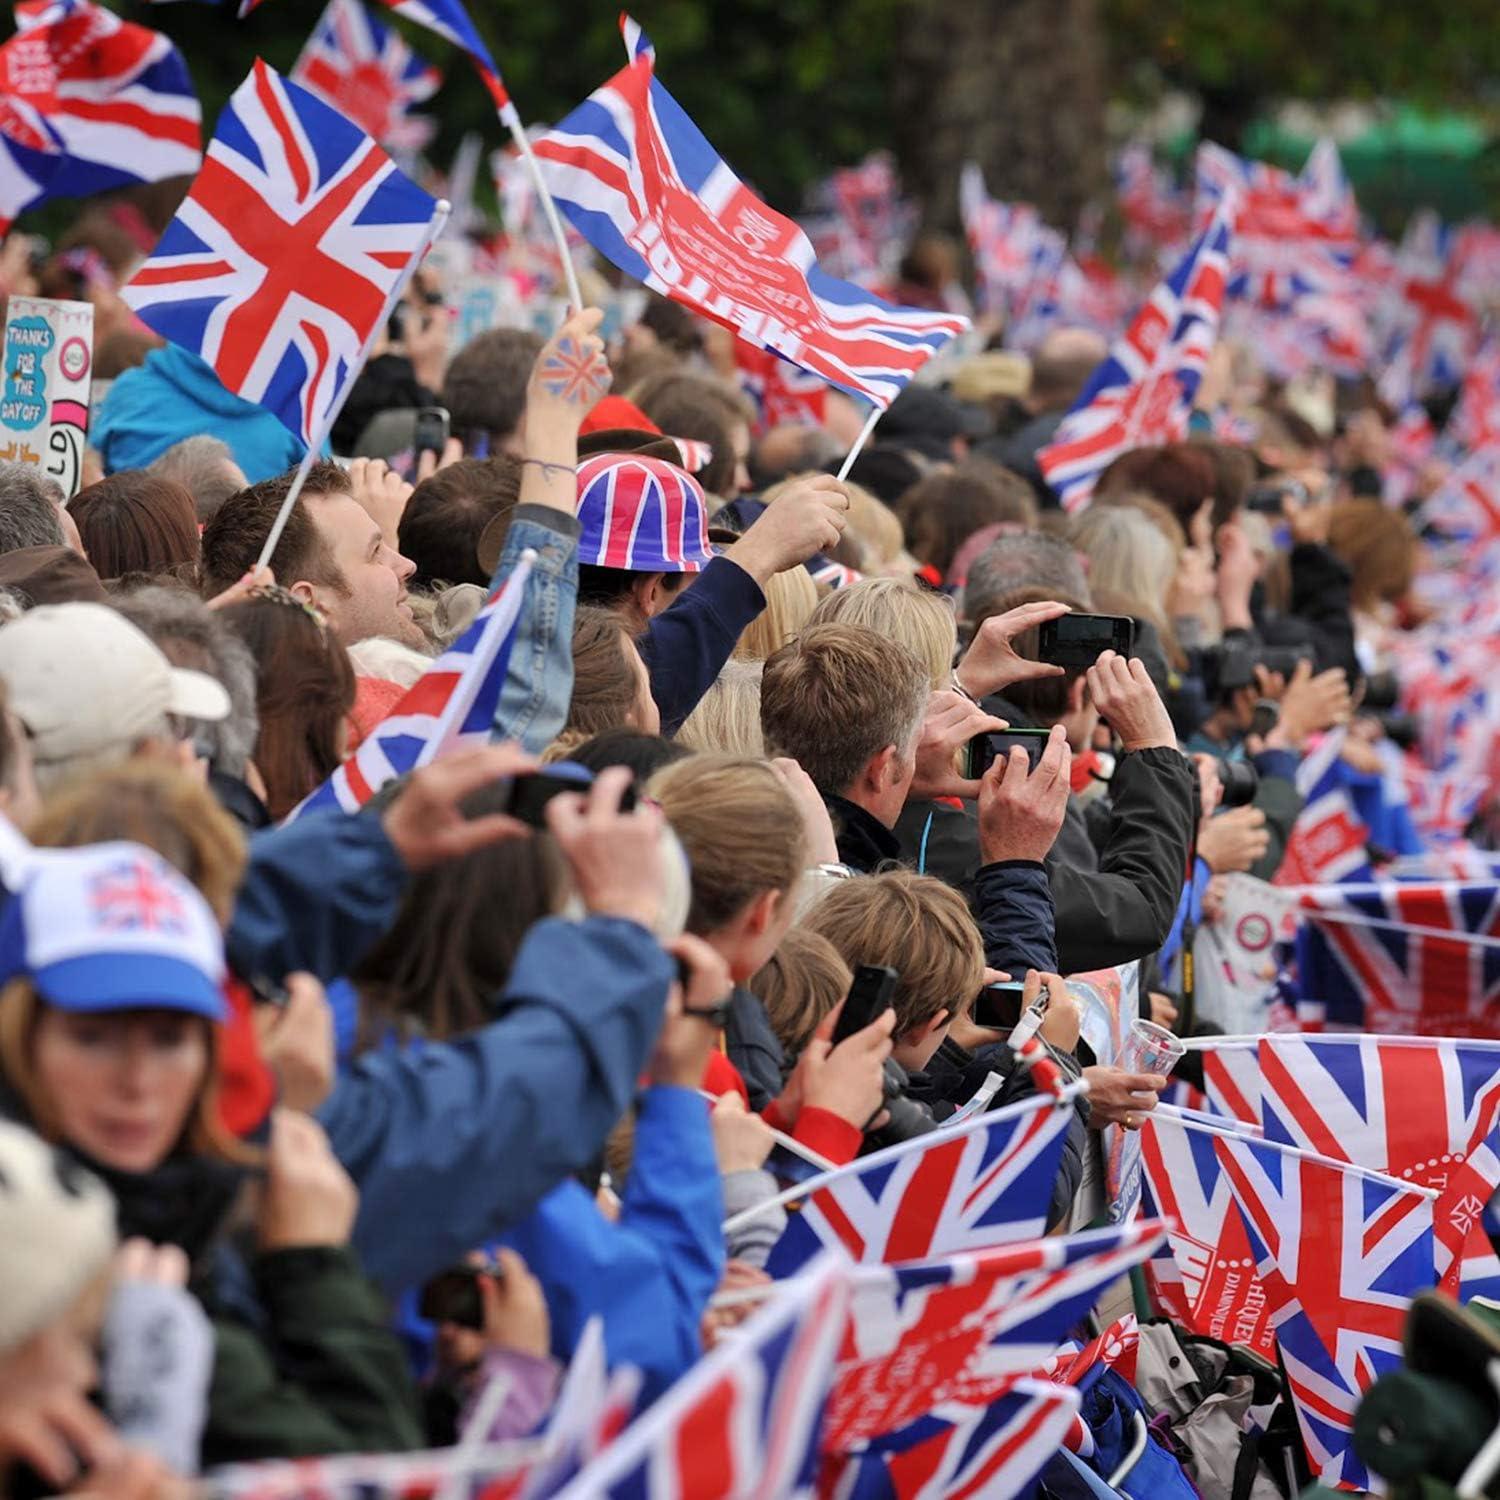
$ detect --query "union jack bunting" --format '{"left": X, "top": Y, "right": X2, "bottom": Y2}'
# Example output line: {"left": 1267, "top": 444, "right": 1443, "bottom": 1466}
{"left": 242, "top": 0, "right": 510, "bottom": 112}
{"left": 1138, "top": 1106, "right": 1277, "bottom": 1358}
{"left": 1037, "top": 197, "right": 1232, "bottom": 512}
{"left": 122, "top": 60, "right": 439, "bottom": 448}
{"left": 822, "top": 1378, "right": 1081, "bottom": 1500}
{"left": 0, "top": 0, "right": 200, "bottom": 227}
{"left": 1213, "top": 1129, "right": 1437, "bottom": 1490}
{"left": 551, "top": 1256, "right": 850, "bottom": 1500}
{"left": 764, "top": 1090, "right": 1078, "bottom": 1279}
{"left": 287, "top": 553, "right": 533, "bottom": 820}
{"left": 1291, "top": 878, "right": 1500, "bottom": 1034}
{"left": 531, "top": 18, "right": 968, "bottom": 410}
{"left": 823, "top": 1221, "right": 1168, "bottom": 1451}
{"left": 291, "top": 0, "right": 440, "bottom": 151}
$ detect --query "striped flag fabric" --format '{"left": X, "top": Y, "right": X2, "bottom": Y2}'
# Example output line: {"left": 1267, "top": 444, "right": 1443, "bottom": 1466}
{"left": 121, "top": 60, "right": 439, "bottom": 449}
{"left": 0, "top": 0, "right": 200, "bottom": 228}
{"left": 531, "top": 16, "right": 968, "bottom": 411}
{"left": 287, "top": 552, "right": 533, "bottom": 819}
{"left": 1037, "top": 197, "right": 1233, "bottom": 512}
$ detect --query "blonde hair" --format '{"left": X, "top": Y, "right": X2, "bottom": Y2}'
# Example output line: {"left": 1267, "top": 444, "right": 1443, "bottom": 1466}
{"left": 808, "top": 577, "right": 957, "bottom": 689}
{"left": 677, "top": 660, "right": 765, "bottom": 757}
{"left": 29, "top": 761, "right": 247, "bottom": 925}
{"left": 801, "top": 869, "right": 983, "bottom": 1038}
{"left": 755, "top": 927, "right": 852, "bottom": 1059}
{"left": 647, "top": 754, "right": 807, "bottom": 934}
{"left": 733, "top": 564, "right": 818, "bottom": 662}
{"left": 0, "top": 979, "right": 244, "bottom": 1163}
{"left": 845, "top": 481, "right": 907, "bottom": 570}
{"left": 346, "top": 635, "right": 430, "bottom": 687}
{"left": 1069, "top": 505, "right": 1176, "bottom": 631}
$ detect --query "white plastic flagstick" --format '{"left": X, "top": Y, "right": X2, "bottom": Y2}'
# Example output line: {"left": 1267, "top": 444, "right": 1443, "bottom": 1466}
{"left": 836, "top": 402, "right": 883, "bottom": 482}
{"left": 255, "top": 197, "right": 452, "bottom": 572}
{"left": 498, "top": 101, "right": 583, "bottom": 314}
{"left": 695, "top": 1089, "right": 836, "bottom": 1175}
{"left": 437, "top": 1368, "right": 513, "bottom": 1500}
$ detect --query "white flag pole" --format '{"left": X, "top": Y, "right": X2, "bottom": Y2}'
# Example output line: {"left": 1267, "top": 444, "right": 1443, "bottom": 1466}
{"left": 255, "top": 197, "right": 452, "bottom": 572}
{"left": 836, "top": 402, "right": 883, "bottom": 482}
{"left": 499, "top": 101, "right": 583, "bottom": 314}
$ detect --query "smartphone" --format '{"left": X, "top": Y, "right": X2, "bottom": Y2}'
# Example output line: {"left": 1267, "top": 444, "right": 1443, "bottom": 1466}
{"left": 1248, "top": 699, "right": 1280, "bottom": 739}
{"left": 972, "top": 981, "right": 1028, "bottom": 1030}
{"left": 497, "top": 769, "right": 637, "bottom": 828}
{"left": 832, "top": 963, "right": 898, "bottom": 1046}
{"left": 418, "top": 1262, "right": 504, "bottom": 1329}
{"left": 1037, "top": 613, "right": 1135, "bottom": 668}
{"left": 413, "top": 404, "right": 450, "bottom": 463}
{"left": 1246, "top": 479, "right": 1308, "bottom": 515}
{"left": 966, "top": 727, "right": 1052, "bottom": 779}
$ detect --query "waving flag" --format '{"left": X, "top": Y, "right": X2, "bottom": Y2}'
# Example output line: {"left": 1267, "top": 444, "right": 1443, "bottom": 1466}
{"left": 552, "top": 1256, "right": 849, "bottom": 1500}
{"left": 1273, "top": 729, "right": 1374, "bottom": 889}
{"left": 1037, "top": 198, "right": 1232, "bottom": 512}
{"left": 1213, "top": 1129, "right": 1436, "bottom": 1490}
{"left": 288, "top": 553, "right": 532, "bottom": 820}
{"left": 824, "top": 1222, "right": 1167, "bottom": 1451}
{"left": 291, "top": 0, "right": 440, "bottom": 151}
{"left": 1254, "top": 1034, "right": 1500, "bottom": 1301}
{"left": 122, "top": 60, "right": 440, "bottom": 448}
{"left": 825, "top": 1378, "right": 1081, "bottom": 1500}
{"left": 1388, "top": 210, "right": 1477, "bottom": 396}
{"left": 0, "top": 0, "right": 200, "bottom": 226}
{"left": 531, "top": 18, "right": 968, "bottom": 411}
{"left": 958, "top": 164, "right": 1045, "bottom": 321}
{"left": 734, "top": 342, "right": 828, "bottom": 434}
{"left": 764, "top": 1090, "right": 1077, "bottom": 1279}
{"left": 1114, "top": 141, "right": 1191, "bottom": 256}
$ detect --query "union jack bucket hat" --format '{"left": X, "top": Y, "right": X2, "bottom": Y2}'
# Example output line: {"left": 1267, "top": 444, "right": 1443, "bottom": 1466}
{"left": 576, "top": 453, "right": 715, "bottom": 573}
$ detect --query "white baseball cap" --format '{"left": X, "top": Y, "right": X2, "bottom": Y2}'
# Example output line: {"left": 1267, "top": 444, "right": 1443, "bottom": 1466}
{"left": 0, "top": 603, "right": 230, "bottom": 769}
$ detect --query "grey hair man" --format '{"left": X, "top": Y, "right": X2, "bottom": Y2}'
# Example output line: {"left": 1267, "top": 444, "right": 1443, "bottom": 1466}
{"left": 147, "top": 435, "right": 249, "bottom": 526}
{"left": 961, "top": 532, "right": 1091, "bottom": 626}
{"left": 0, "top": 464, "right": 67, "bottom": 556}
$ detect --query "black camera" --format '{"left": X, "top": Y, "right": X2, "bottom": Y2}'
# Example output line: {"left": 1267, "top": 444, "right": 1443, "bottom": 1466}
{"left": 1208, "top": 642, "right": 1315, "bottom": 699}
{"left": 1362, "top": 670, "right": 1400, "bottom": 713}
{"left": 1219, "top": 759, "right": 1260, "bottom": 808}
{"left": 863, "top": 1059, "right": 937, "bottom": 1151}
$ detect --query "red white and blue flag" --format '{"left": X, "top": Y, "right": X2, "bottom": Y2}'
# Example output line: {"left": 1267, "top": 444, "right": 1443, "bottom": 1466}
{"left": 0, "top": 0, "right": 200, "bottom": 228}
{"left": 1387, "top": 210, "right": 1478, "bottom": 396}
{"left": 1114, "top": 141, "right": 1191, "bottom": 257}
{"left": 551, "top": 1256, "right": 850, "bottom": 1500}
{"left": 287, "top": 552, "right": 533, "bottom": 820}
{"left": 291, "top": 0, "right": 440, "bottom": 152}
{"left": 764, "top": 1090, "right": 1078, "bottom": 1279}
{"left": 735, "top": 342, "right": 828, "bottom": 435}
{"left": 531, "top": 18, "right": 968, "bottom": 410}
{"left": 958, "top": 163, "right": 1045, "bottom": 322}
{"left": 1213, "top": 1129, "right": 1436, "bottom": 1491}
{"left": 1037, "top": 197, "right": 1232, "bottom": 512}
{"left": 122, "top": 60, "right": 439, "bottom": 448}
{"left": 1273, "top": 730, "right": 1374, "bottom": 889}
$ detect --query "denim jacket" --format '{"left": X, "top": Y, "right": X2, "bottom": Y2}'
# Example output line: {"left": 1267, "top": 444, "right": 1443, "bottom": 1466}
{"left": 489, "top": 503, "right": 580, "bottom": 755}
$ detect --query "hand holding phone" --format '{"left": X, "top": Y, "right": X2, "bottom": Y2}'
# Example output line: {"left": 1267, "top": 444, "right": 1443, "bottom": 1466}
{"left": 832, "top": 964, "right": 899, "bottom": 1046}
{"left": 965, "top": 727, "right": 1052, "bottom": 780}
{"left": 971, "top": 980, "right": 1028, "bottom": 1030}
{"left": 1037, "top": 613, "right": 1135, "bottom": 668}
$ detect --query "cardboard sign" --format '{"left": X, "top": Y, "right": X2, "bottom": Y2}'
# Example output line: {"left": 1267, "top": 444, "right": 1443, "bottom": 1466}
{"left": 0, "top": 296, "right": 94, "bottom": 498}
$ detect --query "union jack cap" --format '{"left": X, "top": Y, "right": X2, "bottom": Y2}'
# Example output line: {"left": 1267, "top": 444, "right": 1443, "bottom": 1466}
{"left": 0, "top": 842, "right": 225, "bottom": 1021}
{"left": 576, "top": 453, "right": 714, "bottom": 574}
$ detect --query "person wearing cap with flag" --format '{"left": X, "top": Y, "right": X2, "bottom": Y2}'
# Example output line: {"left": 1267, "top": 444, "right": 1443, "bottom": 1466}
{"left": 0, "top": 840, "right": 428, "bottom": 1468}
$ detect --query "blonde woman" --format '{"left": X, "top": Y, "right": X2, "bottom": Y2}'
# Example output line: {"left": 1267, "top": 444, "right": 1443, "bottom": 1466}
{"left": 676, "top": 659, "right": 766, "bottom": 757}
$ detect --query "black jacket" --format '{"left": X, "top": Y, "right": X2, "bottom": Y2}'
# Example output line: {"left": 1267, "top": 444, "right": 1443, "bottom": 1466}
{"left": 828, "top": 793, "right": 903, "bottom": 872}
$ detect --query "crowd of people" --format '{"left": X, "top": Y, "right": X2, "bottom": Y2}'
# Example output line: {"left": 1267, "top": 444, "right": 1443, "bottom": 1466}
{"left": 0, "top": 199, "right": 1447, "bottom": 1497}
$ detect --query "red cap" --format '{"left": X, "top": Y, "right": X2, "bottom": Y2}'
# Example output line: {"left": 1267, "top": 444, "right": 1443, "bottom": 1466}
{"left": 580, "top": 395, "right": 661, "bottom": 437}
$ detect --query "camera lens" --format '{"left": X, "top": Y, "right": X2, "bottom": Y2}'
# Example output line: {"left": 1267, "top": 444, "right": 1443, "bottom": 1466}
{"left": 1219, "top": 759, "right": 1260, "bottom": 808}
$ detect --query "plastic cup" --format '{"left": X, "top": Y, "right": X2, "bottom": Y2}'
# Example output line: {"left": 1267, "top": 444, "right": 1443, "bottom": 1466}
{"left": 1119, "top": 1018, "right": 1186, "bottom": 1079}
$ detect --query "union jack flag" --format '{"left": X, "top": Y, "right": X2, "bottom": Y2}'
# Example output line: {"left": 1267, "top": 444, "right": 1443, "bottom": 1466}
{"left": 1114, "top": 142, "right": 1191, "bottom": 257}
{"left": 734, "top": 342, "right": 828, "bottom": 435}
{"left": 1213, "top": 1129, "right": 1436, "bottom": 1490}
{"left": 1291, "top": 878, "right": 1500, "bottom": 1034}
{"left": 0, "top": 0, "right": 200, "bottom": 228}
{"left": 287, "top": 552, "right": 533, "bottom": 820}
{"left": 1384, "top": 210, "right": 1477, "bottom": 396}
{"left": 1273, "top": 730, "right": 1374, "bottom": 889}
{"left": 1037, "top": 197, "right": 1232, "bottom": 512}
{"left": 122, "top": 60, "right": 440, "bottom": 448}
{"left": 1034, "top": 1314, "right": 1139, "bottom": 1460}
{"left": 1421, "top": 443, "right": 1500, "bottom": 545}
{"left": 531, "top": 18, "right": 968, "bottom": 411}
{"left": 824, "top": 1221, "right": 1168, "bottom": 1452}
{"left": 957, "top": 164, "right": 1045, "bottom": 322}
{"left": 550, "top": 1255, "right": 850, "bottom": 1500}
{"left": 1138, "top": 1106, "right": 1277, "bottom": 1358}
{"left": 764, "top": 1090, "right": 1078, "bottom": 1279}
{"left": 242, "top": 0, "right": 510, "bottom": 112}
{"left": 90, "top": 856, "right": 189, "bottom": 934}
{"left": 291, "top": 0, "right": 440, "bottom": 152}
{"left": 822, "top": 1377, "right": 1081, "bottom": 1500}
{"left": 1253, "top": 1034, "right": 1500, "bottom": 1302}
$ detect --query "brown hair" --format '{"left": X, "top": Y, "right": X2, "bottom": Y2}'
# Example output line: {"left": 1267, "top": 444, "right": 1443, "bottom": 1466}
{"left": 647, "top": 754, "right": 807, "bottom": 934}
{"left": 1095, "top": 443, "right": 1216, "bottom": 539}
{"left": 199, "top": 461, "right": 352, "bottom": 598}
{"left": 629, "top": 371, "right": 754, "bottom": 497}
{"left": 218, "top": 592, "right": 355, "bottom": 819}
{"left": 899, "top": 465, "right": 1035, "bottom": 582}
{"left": 27, "top": 761, "right": 247, "bottom": 924}
{"left": 0, "top": 979, "right": 242, "bottom": 1163}
{"left": 760, "top": 623, "right": 929, "bottom": 799}
{"left": 801, "top": 869, "right": 984, "bottom": 1039}
{"left": 1328, "top": 499, "right": 1415, "bottom": 612}
{"left": 441, "top": 328, "right": 543, "bottom": 446}
{"left": 754, "top": 926, "right": 852, "bottom": 1059}
{"left": 399, "top": 456, "right": 521, "bottom": 589}
{"left": 566, "top": 607, "right": 645, "bottom": 740}
{"left": 67, "top": 472, "right": 200, "bottom": 582}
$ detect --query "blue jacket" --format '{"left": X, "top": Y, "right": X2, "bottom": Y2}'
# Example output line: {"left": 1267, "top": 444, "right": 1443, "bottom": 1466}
{"left": 318, "top": 914, "right": 673, "bottom": 1295}
{"left": 639, "top": 557, "right": 765, "bottom": 734}
{"left": 93, "top": 345, "right": 310, "bottom": 481}
{"left": 495, "top": 1086, "right": 724, "bottom": 1401}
